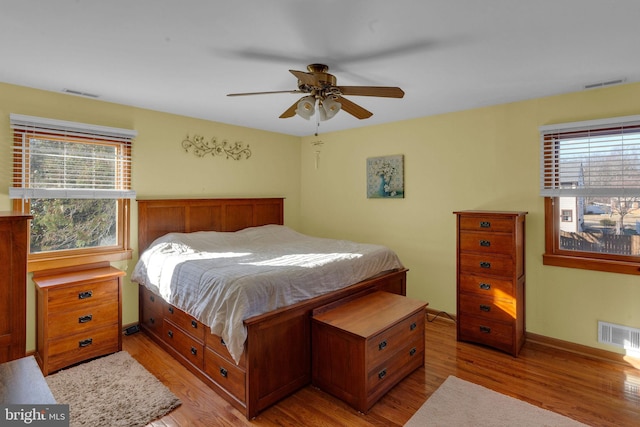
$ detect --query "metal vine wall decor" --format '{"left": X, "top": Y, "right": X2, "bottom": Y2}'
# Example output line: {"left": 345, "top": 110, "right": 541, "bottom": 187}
{"left": 181, "top": 134, "right": 251, "bottom": 160}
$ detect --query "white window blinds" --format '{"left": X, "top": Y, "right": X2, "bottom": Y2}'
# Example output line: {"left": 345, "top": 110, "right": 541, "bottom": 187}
{"left": 539, "top": 115, "right": 640, "bottom": 197}
{"left": 10, "top": 114, "right": 137, "bottom": 199}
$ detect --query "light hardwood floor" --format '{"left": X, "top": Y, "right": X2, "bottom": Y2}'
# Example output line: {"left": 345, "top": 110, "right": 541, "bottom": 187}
{"left": 124, "top": 316, "right": 640, "bottom": 426}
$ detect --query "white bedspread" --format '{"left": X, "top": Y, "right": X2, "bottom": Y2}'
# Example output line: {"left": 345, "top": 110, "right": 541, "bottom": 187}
{"left": 131, "top": 224, "right": 404, "bottom": 364}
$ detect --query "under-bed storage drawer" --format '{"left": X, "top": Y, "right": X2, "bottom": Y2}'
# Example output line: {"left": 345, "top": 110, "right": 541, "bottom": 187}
{"left": 206, "top": 330, "right": 246, "bottom": 367}
{"left": 163, "top": 319, "right": 204, "bottom": 369}
{"left": 165, "top": 305, "right": 206, "bottom": 342}
{"left": 140, "top": 286, "right": 165, "bottom": 336}
{"left": 204, "top": 347, "right": 246, "bottom": 403}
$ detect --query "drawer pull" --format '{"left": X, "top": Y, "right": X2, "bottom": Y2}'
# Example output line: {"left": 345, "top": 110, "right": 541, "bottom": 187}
{"left": 149, "top": 317, "right": 155, "bottom": 324}
{"left": 480, "top": 221, "right": 491, "bottom": 228}
{"left": 480, "top": 261, "right": 491, "bottom": 269}
{"left": 479, "top": 283, "right": 491, "bottom": 290}
{"left": 378, "top": 340, "right": 388, "bottom": 351}
{"left": 410, "top": 322, "right": 417, "bottom": 331}
{"left": 78, "top": 314, "right": 93, "bottom": 323}
{"left": 378, "top": 369, "right": 387, "bottom": 380}
{"left": 220, "top": 367, "right": 228, "bottom": 378}
{"left": 190, "top": 347, "right": 197, "bottom": 356}
{"left": 479, "top": 240, "right": 491, "bottom": 247}
{"left": 191, "top": 320, "right": 198, "bottom": 329}
{"left": 79, "top": 338, "right": 93, "bottom": 347}
{"left": 479, "top": 326, "right": 491, "bottom": 334}
{"left": 149, "top": 295, "right": 155, "bottom": 302}
{"left": 78, "top": 290, "right": 93, "bottom": 299}
{"left": 168, "top": 307, "right": 174, "bottom": 314}
{"left": 167, "top": 330, "right": 174, "bottom": 338}
{"left": 221, "top": 338, "right": 226, "bottom": 346}
{"left": 480, "top": 304, "right": 491, "bottom": 312}
{"left": 409, "top": 347, "right": 417, "bottom": 356}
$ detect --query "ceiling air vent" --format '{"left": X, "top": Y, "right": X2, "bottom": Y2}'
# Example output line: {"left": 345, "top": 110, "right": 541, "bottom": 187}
{"left": 583, "top": 78, "right": 626, "bottom": 90}
{"left": 62, "top": 88, "right": 99, "bottom": 98}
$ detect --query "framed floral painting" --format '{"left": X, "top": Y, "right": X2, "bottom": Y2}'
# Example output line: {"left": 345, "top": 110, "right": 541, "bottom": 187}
{"left": 366, "top": 154, "right": 404, "bottom": 198}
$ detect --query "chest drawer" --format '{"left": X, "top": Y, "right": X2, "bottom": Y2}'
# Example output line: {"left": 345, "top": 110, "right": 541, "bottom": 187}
{"left": 163, "top": 319, "right": 204, "bottom": 369}
{"left": 47, "top": 279, "right": 119, "bottom": 310}
{"left": 458, "top": 313, "right": 514, "bottom": 354}
{"left": 458, "top": 293, "right": 516, "bottom": 322}
{"left": 204, "top": 347, "right": 246, "bottom": 403}
{"left": 459, "top": 231, "right": 514, "bottom": 255}
{"left": 165, "top": 305, "right": 206, "bottom": 342}
{"left": 458, "top": 274, "right": 516, "bottom": 298}
{"left": 459, "top": 253, "right": 514, "bottom": 276}
{"left": 458, "top": 215, "right": 514, "bottom": 233}
{"left": 366, "top": 311, "right": 424, "bottom": 369}
{"left": 367, "top": 339, "right": 424, "bottom": 400}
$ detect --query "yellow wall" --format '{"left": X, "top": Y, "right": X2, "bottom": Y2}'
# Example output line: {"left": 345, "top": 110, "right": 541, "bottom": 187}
{"left": 2, "top": 80, "right": 639, "bottom": 357}
{"left": 299, "top": 82, "right": 640, "bottom": 356}
{"left": 0, "top": 83, "right": 301, "bottom": 352}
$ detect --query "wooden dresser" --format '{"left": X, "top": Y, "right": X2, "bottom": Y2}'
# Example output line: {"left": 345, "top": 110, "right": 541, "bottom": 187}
{"left": 311, "top": 291, "right": 426, "bottom": 413}
{"left": 0, "top": 213, "right": 32, "bottom": 363}
{"left": 33, "top": 262, "right": 124, "bottom": 375}
{"left": 454, "top": 210, "right": 527, "bottom": 356}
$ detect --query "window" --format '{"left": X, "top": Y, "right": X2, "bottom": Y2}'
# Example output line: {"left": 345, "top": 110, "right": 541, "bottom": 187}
{"left": 10, "top": 114, "right": 136, "bottom": 271}
{"left": 540, "top": 115, "right": 640, "bottom": 275}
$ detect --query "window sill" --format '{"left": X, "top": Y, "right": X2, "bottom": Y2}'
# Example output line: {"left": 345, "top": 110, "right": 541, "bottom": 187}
{"left": 543, "top": 253, "right": 640, "bottom": 275}
{"left": 28, "top": 249, "right": 132, "bottom": 273}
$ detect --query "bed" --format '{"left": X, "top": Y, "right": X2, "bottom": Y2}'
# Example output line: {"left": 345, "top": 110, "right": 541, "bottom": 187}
{"left": 133, "top": 198, "right": 408, "bottom": 419}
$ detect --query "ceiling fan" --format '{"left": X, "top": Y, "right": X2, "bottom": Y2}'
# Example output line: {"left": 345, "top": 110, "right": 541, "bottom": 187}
{"left": 227, "top": 63, "right": 404, "bottom": 121}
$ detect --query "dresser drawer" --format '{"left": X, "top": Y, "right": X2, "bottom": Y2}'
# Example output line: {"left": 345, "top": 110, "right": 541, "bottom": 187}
{"left": 47, "top": 326, "right": 120, "bottom": 372}
{"left": 47, "top": 279, "right": 119, "bottom": 310}
{"left": 459, "top": 253, "right": 513, "bottom": 276}
{"left": 47, "top": 300, "right": 119, "bottom": 339}
{"left": 366, "top": 311, "right": 424, "bottom": 369}
{"left": 458, "top": 215, "right": 514, "bottom": 233}
{"left": 459, "top": 231, "right": 513, "bottom": 255}
{"left": 458, "top": 274, "right": 515, "bottom": 298}
{"left": 206, "top": 330, "right": 246, "bottom": 368}
{"left": 163, "top": 319, "right": 204, "bottom": 369}
{"left": 165, "top": 305, "right": 206, "bottom": 342}
{"left": 458, "top": 293, "right": 516, "bottom": 322}
{"left": 204, "top": 347, "right": 246, "bottom": 403}
{"left": 458, "top": 314, "right": 514, "bottom": 353}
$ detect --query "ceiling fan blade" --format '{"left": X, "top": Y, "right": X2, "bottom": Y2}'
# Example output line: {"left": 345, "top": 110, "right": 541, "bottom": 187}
{"left": 337, "top": 96, "right": 373, "bottom": 119}
{"left": 279, "top": 99, "right": 300, "bottom": 118}
{"left": 289, "top": 69, "right": 318, "bottom": 86}
{"left": 337, "top": 86, "right": 405, "bottom": 98}
{"left": 227, "top": 90, "right": 302, "bottom": 96}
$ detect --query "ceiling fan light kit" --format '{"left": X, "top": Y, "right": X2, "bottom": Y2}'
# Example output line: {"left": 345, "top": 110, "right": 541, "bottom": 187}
{"left": 227, "top": 63, "right": 404, "bottom": 123}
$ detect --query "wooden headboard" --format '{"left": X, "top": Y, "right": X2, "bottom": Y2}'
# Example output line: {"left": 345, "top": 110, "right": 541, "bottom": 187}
{"left": 137, "top": 198, "right": 284, "bottom": 252}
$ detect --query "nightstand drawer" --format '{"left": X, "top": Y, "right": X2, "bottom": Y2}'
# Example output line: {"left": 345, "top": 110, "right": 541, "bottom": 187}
{"left": 47, "top": 300, "right": 119, "bottom": 338}
{"left": 47, "top": 326, "right": 120, "bottom": 371}
{"left": 458, "top": 294, "right": 515, "bottom": 323}
{"left": 47, "top": 280, "right": 119, "bottom": 310}
{"left": 366, "top": 311, "right": 424, "bottom": 369}
{"left": 367, "top": 339, "right": 424, "bottom": 399}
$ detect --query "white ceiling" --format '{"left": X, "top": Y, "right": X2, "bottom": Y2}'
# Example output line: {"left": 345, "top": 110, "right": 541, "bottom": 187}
{"left": 2, "top": 1, "right": 640, "bottom": 137}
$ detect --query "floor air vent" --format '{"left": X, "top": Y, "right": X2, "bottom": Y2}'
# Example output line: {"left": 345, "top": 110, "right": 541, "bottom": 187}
{"left": 598, "top": 321, "right": 640, "bottom": 351}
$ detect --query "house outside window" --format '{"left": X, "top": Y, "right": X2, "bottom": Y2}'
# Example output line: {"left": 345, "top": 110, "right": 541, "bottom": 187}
{"left": 10, "top": 114, "right": 136, "bottom": 271}
{"left": 540, "top": 115, "right": 640, "bottom": 275}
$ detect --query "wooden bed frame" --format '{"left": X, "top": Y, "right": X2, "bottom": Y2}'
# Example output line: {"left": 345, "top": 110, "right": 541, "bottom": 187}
{"left": 136, "top": 198, "right": 407, "bottom": 419}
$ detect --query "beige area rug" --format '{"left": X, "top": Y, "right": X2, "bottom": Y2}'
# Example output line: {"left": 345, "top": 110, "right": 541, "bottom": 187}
{"left": 405, "top": 376, "right": 589, "bottom": 427}
{"left": 46, "top": 351, "right": 181, "bottom": 427}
